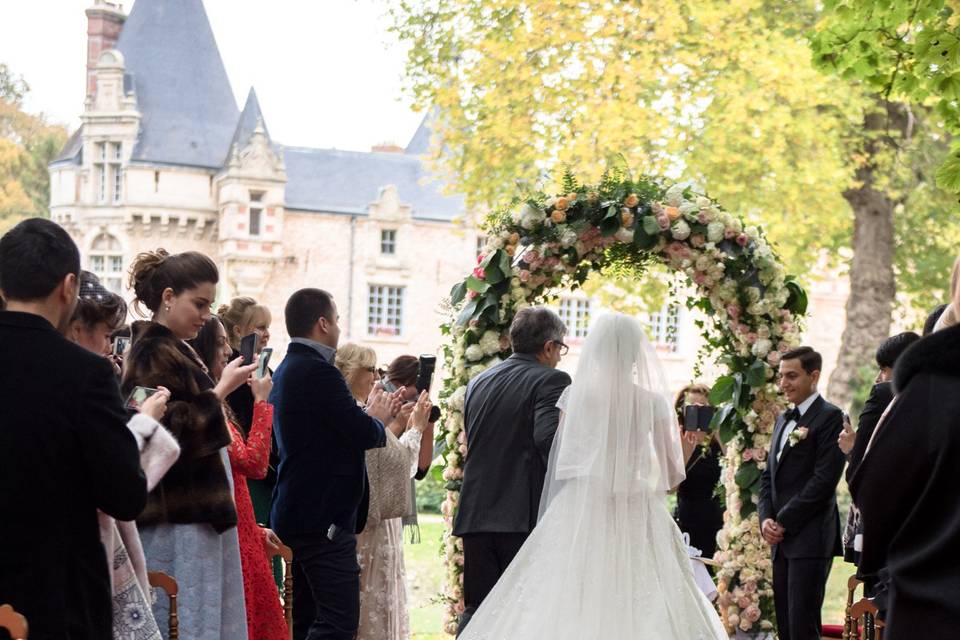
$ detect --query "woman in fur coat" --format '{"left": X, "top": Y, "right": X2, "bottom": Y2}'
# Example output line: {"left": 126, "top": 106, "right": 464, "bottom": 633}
{"left": 123, "top": 249, "right": 257, "bottom": 640}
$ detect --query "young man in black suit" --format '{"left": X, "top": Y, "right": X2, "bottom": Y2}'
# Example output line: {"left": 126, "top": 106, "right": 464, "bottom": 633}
{"left": 0, "top": 219, "right": 147, "bottom": 639}
{"left": 270, "top": 288, "right": 402, "bottom": 640}
{"left": 759, "top": 346, "right": 845, "bottom": 640}
{"left": 453, "top": 307, "right": 572, "bottom": 635}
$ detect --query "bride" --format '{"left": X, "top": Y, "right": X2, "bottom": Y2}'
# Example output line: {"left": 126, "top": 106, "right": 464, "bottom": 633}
{"left": 458, "top": 312, "right": 727, "bottom": 639}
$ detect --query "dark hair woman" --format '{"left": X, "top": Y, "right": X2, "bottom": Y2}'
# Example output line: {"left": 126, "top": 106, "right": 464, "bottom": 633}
{"left": 673, "top": 383, "right": 725, "bottom": 562}
{"left": 123, "top": 248, "right": 257, "bottom": 638}
{"left": 189, "top": 316, "right": 288, "bottom": 640}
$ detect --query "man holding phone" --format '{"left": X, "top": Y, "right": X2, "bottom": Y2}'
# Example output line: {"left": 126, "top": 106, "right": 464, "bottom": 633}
{"left": 0, "top": 219, "right": 147, "bottom": 639}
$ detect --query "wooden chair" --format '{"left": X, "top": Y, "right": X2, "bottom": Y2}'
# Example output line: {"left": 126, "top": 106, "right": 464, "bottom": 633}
{"left": 148, "top": 571, "right": 179, "bottom": 640}
{"left": 0, "top": 604, "right": 27, "bottom": 639}
{"left": 843, "top": 575, "right": 884, "bottom": 640}
{"left": 268, "top": 542, "right": 294, "bottom": 640}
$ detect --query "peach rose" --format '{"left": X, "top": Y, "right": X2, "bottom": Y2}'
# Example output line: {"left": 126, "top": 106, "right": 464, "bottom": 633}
{"left": 665, "top": 206, "right": 681, "bottom": 221}
{"left": 551, "top": 209, "right": 567, "bottom": 223}
{"left": 555, "top": 197, "right": 570, "bottom": 211}
{"left": 624, "top": 193, "right": 639, "bottom": 208}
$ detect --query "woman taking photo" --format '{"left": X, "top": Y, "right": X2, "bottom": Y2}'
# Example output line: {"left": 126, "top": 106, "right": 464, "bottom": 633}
{"left": 69, "top": 272, "right": 178, "bottom": 640}
{"left": 190, "top": 315, "right": 288, "bottom": 640}
{"left": 673, "top": 383, "right": 724, "bottom": 561}
{"left": 336, "top": 343, "right": 432, "bottom": 640}
{"left": 123, "top": 249, "right": 256, "bottom": 639}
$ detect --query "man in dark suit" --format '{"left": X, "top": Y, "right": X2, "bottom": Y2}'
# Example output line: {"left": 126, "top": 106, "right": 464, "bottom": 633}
{"left": 0, "top": 219, "right": 147, "bottom": 639}
{"left": 270, "top": 288, "right": 400, "bottom": 640}
{"left": 453, "top": 307, "right": 572, "bottom": 635}
{"left": 759, "top": 346, "right": 845, "bottom": 640}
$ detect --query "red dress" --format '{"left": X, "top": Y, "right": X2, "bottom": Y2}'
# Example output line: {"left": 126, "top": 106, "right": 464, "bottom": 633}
{"left": 227, "top": 401, "right": 288, "bottom": 640}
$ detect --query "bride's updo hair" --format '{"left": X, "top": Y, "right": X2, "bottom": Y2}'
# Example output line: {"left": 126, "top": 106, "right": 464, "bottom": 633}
{"left": 129, "top": 248, "right": 219, "bottom": 316}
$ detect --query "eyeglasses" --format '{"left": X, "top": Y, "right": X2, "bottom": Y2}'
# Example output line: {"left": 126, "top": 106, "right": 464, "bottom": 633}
{"left": 365, "top": 366, "right": 378, "bottom": 374}
{"left": 552, "top": 340, "right": 569, "bottom": 356}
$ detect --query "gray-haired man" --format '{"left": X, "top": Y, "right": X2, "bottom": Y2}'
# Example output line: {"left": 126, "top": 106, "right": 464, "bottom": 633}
{"left": 453, "top": 307, "right": 572, "bottom": 635}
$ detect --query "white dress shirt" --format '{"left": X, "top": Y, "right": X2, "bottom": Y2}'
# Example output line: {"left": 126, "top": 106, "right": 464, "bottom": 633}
{"left": 777, "top": 392, "right": 820, "bottom": 462}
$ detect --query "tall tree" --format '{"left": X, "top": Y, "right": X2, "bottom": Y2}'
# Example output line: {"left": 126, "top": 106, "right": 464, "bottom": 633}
{"left": 0, "top": 63, "right": 68, "bottom": 233}
{"left": 389, "top": 0, "right": 960, "bottom": 407}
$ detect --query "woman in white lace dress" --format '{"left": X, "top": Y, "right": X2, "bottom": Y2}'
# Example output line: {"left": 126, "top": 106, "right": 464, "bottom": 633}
{"left": 335, "top": 343, "right": 432, "bottom": 640}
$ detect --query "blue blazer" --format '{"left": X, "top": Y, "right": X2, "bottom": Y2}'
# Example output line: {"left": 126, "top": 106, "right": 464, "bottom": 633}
{"left": 269, "top": 342, "right": 386, "bottom": 542}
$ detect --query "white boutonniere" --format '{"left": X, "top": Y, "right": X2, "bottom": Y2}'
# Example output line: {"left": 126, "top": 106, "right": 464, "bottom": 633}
{"left": 787, "top": 426, "right": 809, "bottom": 448}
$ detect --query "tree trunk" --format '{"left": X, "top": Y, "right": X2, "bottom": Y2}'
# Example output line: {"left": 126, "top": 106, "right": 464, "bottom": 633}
{"left": 826, "top": 102, "right": 905, "bottom": 409}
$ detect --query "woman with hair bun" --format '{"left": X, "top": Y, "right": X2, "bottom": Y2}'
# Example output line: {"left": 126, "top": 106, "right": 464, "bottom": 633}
{"left": 123, "top": 249, "right": 257, "bottom": 639}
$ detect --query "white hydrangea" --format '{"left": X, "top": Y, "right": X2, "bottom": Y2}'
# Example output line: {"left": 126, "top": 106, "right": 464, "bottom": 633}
{"left": 448, "top": 385, "right": 468, "bottom": 411}
{"left": 465, "top": 344, "right": 484, "bottom": 362}
{"left": 664, "top": 184, "right": 685, "bottom": 206}
{"left": 707, "top": 221, "right": 725, "bottom": 243}
{"left": 479, "top": 330, "right": 501, "bottom": 355}
{"left": 696, "top": 195, "right": 712, "bottom": 209}
{"left": 752, "top": 338, "right": 773, "bottom": 358}
{"left": 671, "top": 220, "right": 691, "bottom": 241}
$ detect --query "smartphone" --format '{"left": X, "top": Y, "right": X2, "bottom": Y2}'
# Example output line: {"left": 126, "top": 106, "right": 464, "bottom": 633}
{"left": 684, "top": 405, "right": 716, "bottom": 433}
{"left": 239, "top": 332, "right": 260, "bottom": 365}
{"left": 257, "top": 347, "right": 273, "bottom": 378}
{"left": 125, "top": 386, "right": 159, "bottom": 411}
{"left": 415, "top": 354, "right": 438, "bottom": 393}
{"left": 112, "top": 336, "right": 130, "bottom": 356}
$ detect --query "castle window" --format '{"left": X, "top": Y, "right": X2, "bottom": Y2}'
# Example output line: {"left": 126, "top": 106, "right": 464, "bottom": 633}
{"left": 110, "top": 143, "right": 123, "bottom": 203}
{"left": 249, "top": 191, "right": 264, "bottom": 236}
{"left": 644, "top": 302, "right": 681, "bottom": 353}
{"left": 380, "top": 229, "right": 397, "bottom": 255}
{"left": 89, "top": 233, "right": 124, "bottom": 294}
{"left": 95, "top": 142, "right": 107, "bottom": 203}
{"left": 368, "top": 285, "right": 404, "bottom": 336}
{"left": 558, "top": 297, "right": 591, "bottom": 339}
{"left": 154, "top": 171, "right": 160, "bottom": 193}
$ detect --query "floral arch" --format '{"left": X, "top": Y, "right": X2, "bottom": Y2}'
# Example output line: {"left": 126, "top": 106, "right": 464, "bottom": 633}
{"left": 436, "top": 170, "right": 808, "bottom": 636}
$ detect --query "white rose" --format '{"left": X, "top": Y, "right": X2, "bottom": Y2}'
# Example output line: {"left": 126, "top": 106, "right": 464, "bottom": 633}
{"left": 679, "top": 201, "right": 698, "bottom": 218}
{"left": 671, "top": 220, "right": 691, "bottom": 240}
{"left": 560, "top": 229, "right": 578, "bottom": 247}
{"left": 465, "top": 344, "right": 484, "bottom": 362}
{"left": 696, "top": 195, "right": 712, "bottom": 209}
{"left": 752, "top": 338, "right": 773, "bottom": 358}
{"left": 614, "top": 227, "right": 634, "bottom": 243}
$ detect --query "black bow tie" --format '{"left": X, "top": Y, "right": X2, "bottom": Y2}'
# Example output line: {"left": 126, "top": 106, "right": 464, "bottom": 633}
{"left": 784, "top": 408, "right": 801, "bottom": 424}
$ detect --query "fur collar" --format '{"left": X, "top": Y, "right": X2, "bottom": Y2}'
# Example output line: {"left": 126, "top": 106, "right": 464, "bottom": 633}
{"left": 894, "top": 324, "right": 960, "bottom": 393}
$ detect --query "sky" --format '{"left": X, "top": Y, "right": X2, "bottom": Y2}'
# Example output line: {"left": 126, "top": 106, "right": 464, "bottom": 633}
{"left": 0, "top": 0, "right": 425, "bottom": 152}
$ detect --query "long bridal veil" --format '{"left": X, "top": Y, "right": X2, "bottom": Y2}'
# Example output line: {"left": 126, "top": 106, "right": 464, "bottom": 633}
{"left": 459, "top": 312, "right": 727, "bottom": 639}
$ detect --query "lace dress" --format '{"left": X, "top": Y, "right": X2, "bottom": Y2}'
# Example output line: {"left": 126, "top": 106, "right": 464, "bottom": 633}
{"left": 356, "top": 428, "right": 422, "bottom": 640}
{"left": 227, "top": 401, "right": 289, "bottom": 640}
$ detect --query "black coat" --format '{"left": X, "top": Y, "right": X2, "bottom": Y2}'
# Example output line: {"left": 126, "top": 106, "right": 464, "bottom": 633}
{"left": 0, "top": 311, "right": 146, "bottom": 639}
{"left": 269, "top": 342, "right": 386, "bottom": 544}
{"left": 846, "top": 381, "right": 894, "bottom": 483}
{"left": 759, "top": 394, "right": 845, "bottom": 559}
{"left": 851, "top": 324, "right": 960, "bottom": 640}
{"left": 453, "top": 353, "right": 571, "bottom": 536}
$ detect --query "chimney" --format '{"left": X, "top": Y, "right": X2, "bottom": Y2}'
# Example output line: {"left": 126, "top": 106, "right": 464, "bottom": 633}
{"left": 371, "top": 142, "right": 405, "bottom": 154}
{"left": 86, "top": 1, "right": 126, "bottom": 98}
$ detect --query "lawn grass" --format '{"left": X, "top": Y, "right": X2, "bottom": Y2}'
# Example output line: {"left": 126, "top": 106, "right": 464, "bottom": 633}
{"left": 404, "top": 515, "right": 857, "bottom": 638}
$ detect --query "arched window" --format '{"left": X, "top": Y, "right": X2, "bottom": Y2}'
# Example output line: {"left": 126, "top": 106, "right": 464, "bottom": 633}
{"left": 88, "top": 233, "right": 124, "bottom": 294}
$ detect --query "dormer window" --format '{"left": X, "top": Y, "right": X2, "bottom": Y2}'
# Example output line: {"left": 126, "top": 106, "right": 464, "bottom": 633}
{"left": 111, "top": 143, "right": 123, "bottom": 203}
{"left": 93, "top": 142, "right": 122, "bottom": 204}
{"left": 249, "top": 191, "right": 264, "bottom": 236}
{"left": 381, "top": 229, "right": 397, "bottom": 255}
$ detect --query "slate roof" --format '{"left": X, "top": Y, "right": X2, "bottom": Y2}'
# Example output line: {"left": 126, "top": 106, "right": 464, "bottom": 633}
{"left": 282, "top": 144, "right": 465, "bottom": 222}
{"left": 229, "top": 87, "right": 274, "bottom": 157}
{"left": 114, "top": 0, "right": 238, "bottom": 168}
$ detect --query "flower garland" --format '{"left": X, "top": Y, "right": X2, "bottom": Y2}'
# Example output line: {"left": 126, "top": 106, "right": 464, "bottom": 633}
{"left": 436, "top": 170, "right": 807, "bottom": 635}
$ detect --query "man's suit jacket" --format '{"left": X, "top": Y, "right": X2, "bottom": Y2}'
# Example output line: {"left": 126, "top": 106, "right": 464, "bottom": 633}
{"left": 0, "top": 311, "right": 146, "bottom": 639}
{"left": 453, "top": 353, "right": 571, "bottom": 536}
{"left": 846, "top": 381, "right": 894, "bottom": 483}
{"left": 759, "top": 394, "right": 845, "bottom": 559}
{"left": 269, "top": 342, "right": 386, "bottom": 544}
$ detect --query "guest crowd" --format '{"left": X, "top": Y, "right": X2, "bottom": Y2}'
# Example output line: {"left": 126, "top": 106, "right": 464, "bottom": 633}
{"left": 0, "top": 218, "right": 435, "bottom": 640}
{"left": 0, "top": 215, "right": 958, "bottom": 640}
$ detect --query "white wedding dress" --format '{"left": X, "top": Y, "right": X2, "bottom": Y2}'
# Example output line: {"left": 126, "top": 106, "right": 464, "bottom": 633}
{"left": 459, "top": 313, "right": 727, "bottom": 639}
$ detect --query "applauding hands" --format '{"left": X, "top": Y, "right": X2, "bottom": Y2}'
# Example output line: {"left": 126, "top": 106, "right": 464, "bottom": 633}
{"left": 366, "top": 384, "right": 406, "bottom": 424}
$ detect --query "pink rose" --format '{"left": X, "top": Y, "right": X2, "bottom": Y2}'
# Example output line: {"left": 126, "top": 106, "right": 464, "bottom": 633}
{"left": 752, "top": 448, "right": 767, "bottom": 462}
{"left": 476, "top": 253, "right": 485, "bottom": 264}
{"left": 746, "top": 332, "right": 758, "bottom": 345}
{"left": 467, "top": 290, "right": 479, "bottom": 300}
{"left": 726, "top": 304, "right": 740, "bottom": 320}
{"left": 778, "top": 341, "right": 790, "bottom": 353}
{"left": 472, "top": 266, "right": 486, "bottom": 280}
{"left": 738, "top": 596, "right": 752, "bottom": 609}
{"left": 469, "top": 318, "right": 480, "bottom": 328}
{"left": 694, "top": 271, "right": 708, "bottom": 285}
{"left": 724, "top": 228, "right": 737, "bottom": 240}
{"left": 454, "top": 600, "right": 465, "bottom": 615}
{"left": 744, "top": 580, "right": 758, "bottom": 593}
{"left": 737, "top": 323, "right": 751, "bottom": 335}
{"left": 767, "top": 351, "right": 782, "bottom": 366}
{"left": 459, "top": 444, "right": 468, "bottom": 455}
{"left": 657, "top": 215, "right": 670, "bottom": 230}
{"left": 523, "top": 249, "right": 540, "bottom": 263}
{"left": 697, "top": 212, "right": 709, "bottom": 224}
{"left": 691, "top": 234, "right": 706, "bottom": 248}
{"left": 519, "top": 270, "right": 531, "bottom": 283}
{"left": 736, "top": 233, "right": 749, "bottom": 247}
{"left": 742, "top": 449, "right": 754, "bottom": 462}
{"left": 744, "top": 605, "right": 762, "bottom": 623}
